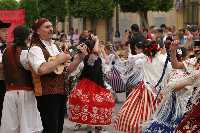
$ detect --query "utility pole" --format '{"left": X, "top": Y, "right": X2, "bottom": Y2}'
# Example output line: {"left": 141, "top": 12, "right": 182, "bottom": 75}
{"left": 115, "top": 0, "right": 119, "bottom": 32}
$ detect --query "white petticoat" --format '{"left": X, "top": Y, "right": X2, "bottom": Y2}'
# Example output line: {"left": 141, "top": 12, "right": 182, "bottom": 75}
{"left": 0, "top": 90, "right": 43, "bottom": 133}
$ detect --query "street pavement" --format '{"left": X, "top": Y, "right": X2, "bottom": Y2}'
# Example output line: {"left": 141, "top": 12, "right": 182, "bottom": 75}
{"left": 63, "top": 93, "right": 126, "bottom": 133}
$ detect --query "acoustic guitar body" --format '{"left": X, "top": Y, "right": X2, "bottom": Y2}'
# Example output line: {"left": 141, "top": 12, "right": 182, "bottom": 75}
{"left": 48, "top": 56, "right": 65, "bottom": 75}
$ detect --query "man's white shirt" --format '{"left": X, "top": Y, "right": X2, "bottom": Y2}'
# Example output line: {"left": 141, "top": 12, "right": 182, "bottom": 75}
{"left": 28, "top": 40, "right": 60, "bottom": 74}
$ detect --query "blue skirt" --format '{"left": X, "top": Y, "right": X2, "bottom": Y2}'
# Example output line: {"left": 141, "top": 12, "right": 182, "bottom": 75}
{"left": 144, "top": 92, "right": 183, "bottom": 133}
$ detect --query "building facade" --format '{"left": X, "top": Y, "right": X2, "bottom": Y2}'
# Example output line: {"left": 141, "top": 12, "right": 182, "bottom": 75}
{"left": 64, "top": 0, "right": 200, "bottom": 41}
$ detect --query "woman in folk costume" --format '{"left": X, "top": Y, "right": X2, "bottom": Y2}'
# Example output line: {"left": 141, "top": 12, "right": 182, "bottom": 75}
{"left": 68, "top": 35, "right": 115, "bottom": 132}
{"left": 170, "top": 39, "right": 200, "bottom": 133}
{"left": 114, "top": 35, "right": 172, "bottom": 133}
{"left": 99, "top": 42, "right": 122, "bottom": 103}
{"left": 101, "top": 42, "right": 128, "bottom": 95}
{"left": 0, "top": 26, "right": 43, "bottom": 133}
{"left": 144, "top": 47, "right": 196, "bottom": 133}
{"left": 175, "top": 81, "right": 200, "bottom": 133}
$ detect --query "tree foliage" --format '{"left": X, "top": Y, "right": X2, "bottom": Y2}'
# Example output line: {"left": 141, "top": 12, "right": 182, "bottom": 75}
{"left": 19, "top": 0, "right": 39, "bottom": 27}
{"left": 38, "top": 0, "right": 68, "bottom": 24}
{"left": 0, "top": 0, "right": 19, "bottom": 10}
{"left": 157, "top": 0, "right": 174, "bottom": 12}
{"left": 19, "top": 0, "right": 68, "bottom": 26}
{"left": 116, "top": 0, "right": 174, "bottom": 27}
{"left": 68, "top": 0, "right": 115, "bottom": 20}
{"left": 0, "top": 0, "right": 68, "bottom": 27}
{"left": 68, "top": 0, "right": 114, "bottom": 33}
{"left": 117, "top": 0, "right": 173, "bottom": 12}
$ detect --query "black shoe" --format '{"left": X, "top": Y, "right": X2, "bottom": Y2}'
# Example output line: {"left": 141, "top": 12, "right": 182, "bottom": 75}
{"left": 95, "top": 127, "right": 103, "bottom": 133}
{"left": 73, "top": 124, "right": 81, "bottom": 131}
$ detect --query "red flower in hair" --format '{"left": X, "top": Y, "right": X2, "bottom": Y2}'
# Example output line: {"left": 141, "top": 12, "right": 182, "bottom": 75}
{"left": 145, "top": 42, "right": 159, "bottom": 53}
{"left": 151, "top": 42, "right": 160, "bottom": 51}
{"left": 144, "top": 41, "right": 160, "bottom": 62}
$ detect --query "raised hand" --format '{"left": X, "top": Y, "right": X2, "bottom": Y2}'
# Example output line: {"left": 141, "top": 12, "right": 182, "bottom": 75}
{"left": 60, "top": 42, "right": 68, "bottom": 53}
{"left": 170, "top": 40, "right": 179, "bottom": 51}
{"left": 187, "top": 34, "right": 193, "bottom": 41}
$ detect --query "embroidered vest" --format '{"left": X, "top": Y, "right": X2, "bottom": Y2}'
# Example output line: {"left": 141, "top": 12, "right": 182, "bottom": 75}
{"left": 3, "top": 45, "right": 33, "bottom": 91}
{"left": 31, "top": 41, "right": 65, "bottom": 96}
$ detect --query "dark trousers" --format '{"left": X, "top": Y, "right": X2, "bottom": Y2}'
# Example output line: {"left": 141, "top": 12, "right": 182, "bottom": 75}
{"left": 36, "top": 94, "right": 66, "bottom": 133}
{"left": 0, "top": 93, "right": 4, "bottom": 126}
{"left": 0, "top": 80, "right": 5, "bottom": 126}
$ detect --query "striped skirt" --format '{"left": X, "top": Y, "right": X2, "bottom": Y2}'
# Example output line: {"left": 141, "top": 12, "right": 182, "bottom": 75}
{"left": 114, "top": 81, "right": 158, "bottom": 133}
{"left": 105, "top": 66, "right": 126, "bottom": 93}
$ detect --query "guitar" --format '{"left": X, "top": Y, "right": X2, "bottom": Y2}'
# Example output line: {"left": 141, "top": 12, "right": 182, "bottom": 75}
{"left": 48, "top": 56, "right": 71, "bottom": 75}
{"left": 48, "top": 45, "right": 83, "bottom": 75}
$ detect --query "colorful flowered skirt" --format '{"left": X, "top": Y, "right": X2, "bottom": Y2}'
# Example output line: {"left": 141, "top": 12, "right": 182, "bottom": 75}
{"left": 114, "top": 81, "right": 159, "bottom": 133}
{"left": 175, "top": 102, "right": 200, "bottom": 133}
{"left": 68, "top": 79, "right": 115, "bottom": 126}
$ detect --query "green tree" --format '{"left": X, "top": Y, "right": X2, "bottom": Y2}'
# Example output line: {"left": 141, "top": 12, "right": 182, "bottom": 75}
{"left": 20, "top": 0, "right": 67, "bottom": 27}
{"left": 0, "top": 0, "right": 19, "bottom": 10}
{"left": 38, "top": 0, "right": 68, "bottom": 24}
{"left": 19, "top": 0, "right": 39, "bottom": 27}
{"left": 68, "top": 0, "right": 115, "bottom": 33}
{"left": 116, "top": 0, "right": 174, "bottom": 27}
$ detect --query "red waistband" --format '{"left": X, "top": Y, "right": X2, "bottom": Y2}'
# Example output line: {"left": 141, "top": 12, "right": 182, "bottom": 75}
{"left": 6, "top": 84, "right": 33, "bottom": 91}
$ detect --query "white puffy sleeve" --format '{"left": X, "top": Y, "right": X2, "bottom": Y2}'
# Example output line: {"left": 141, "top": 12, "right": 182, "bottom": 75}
{"left": 163, "top": 69, "right": 198, "bottom": 94}
{"left": 28, "top": 46, "right": 46, "bottom": 74}
{"left": 183, "top": 58, "right": 196, "bottom": 73}
{"left": 20, "top": 50, "right": 29, "bottom": 70}
{"left": 128, "top": 53, "right": 146, "bottom": 68}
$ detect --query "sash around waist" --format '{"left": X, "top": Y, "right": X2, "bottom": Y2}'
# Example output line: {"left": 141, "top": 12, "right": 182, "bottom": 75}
{"left": 6, "top": 84, "right": 33, "bottom": 91}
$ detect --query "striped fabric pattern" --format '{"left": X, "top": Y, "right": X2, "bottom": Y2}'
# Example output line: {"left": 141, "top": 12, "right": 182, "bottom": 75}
{"left": 105, "top": 66, "right": 126, "bottom": 93}
{"left": 114, "top": 81, "right": 158, "bottom": 133}
{"left": 126, "top": 70, "right": 143, "bottom": 90}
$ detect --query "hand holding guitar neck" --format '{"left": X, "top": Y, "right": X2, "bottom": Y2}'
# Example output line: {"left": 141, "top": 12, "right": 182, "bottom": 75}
{"left": 49, "top": 43, "right": 88, "bottom": 75}
{"left": 56, "top": 52, "right": 71, "bottom": 64}
{"left": 68, "top": 43, "right": 88, "bottom": 59}
{"left": 78, "top": 43, "right": 88, "bottom": 57}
